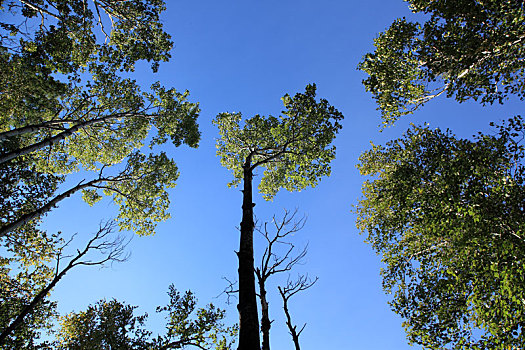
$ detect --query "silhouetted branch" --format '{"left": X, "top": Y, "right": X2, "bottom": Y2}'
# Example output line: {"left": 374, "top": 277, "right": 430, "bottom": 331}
{"left": 0, "top": 221, "right": 129, "bottom": 344}
{"left": 254, "top": 209, "right": 309, "bottom": 350}
{"left": 218, "top": 276, "right": 239, "bottom": 305}
{"left": 278, "top": 274, "right": 318, "bottom": 350}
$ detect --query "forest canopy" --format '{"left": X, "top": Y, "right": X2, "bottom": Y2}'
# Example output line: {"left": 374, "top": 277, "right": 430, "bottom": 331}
{"left": 357, "top": 0, "right": 525, "bottom": 348}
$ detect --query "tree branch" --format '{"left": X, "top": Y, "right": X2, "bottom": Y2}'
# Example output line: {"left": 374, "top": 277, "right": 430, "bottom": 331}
{"left": 0, "top": 221, "right": 128, "bottom": 344}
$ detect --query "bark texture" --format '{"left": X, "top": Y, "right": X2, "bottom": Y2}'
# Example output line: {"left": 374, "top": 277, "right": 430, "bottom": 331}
{"left": 237, "top": 157, "right": 261, "bottom": 350}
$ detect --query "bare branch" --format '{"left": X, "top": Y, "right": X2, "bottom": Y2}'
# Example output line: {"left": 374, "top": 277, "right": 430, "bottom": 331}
{"left": 218, "top": 276, "right": 238, "bottom": 305}
{"left": 278, "top": 274, "right": 319, "bottom": 350}
{"left": 0, "top": 220, "right": 129, "bottom": 344}
{"left": 254, "top": 209, "right": 311, "bottom": 350}
{"left": 255, "top": 209, "right": 307, "bottom": 283}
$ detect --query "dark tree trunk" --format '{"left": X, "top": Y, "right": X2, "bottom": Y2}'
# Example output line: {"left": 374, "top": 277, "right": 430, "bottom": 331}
{"left": 237, "top": 158, "right": 261, "bottom": 350}
{"left": 278, "top": 287, "right": 301, "bottom": 350}
{"left": 257, "top": 273, "right": 271, "bottom": 350}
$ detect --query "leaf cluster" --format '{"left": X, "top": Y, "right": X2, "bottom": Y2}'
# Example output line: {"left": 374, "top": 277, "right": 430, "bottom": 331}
{"left": 214, "top": 84, "right": 343, "bottom": 200}
{"left": 355, "top": 117, "right": 525, "bottom": 349}
{"left": 0, "top": 227, "right": 61, "bottom": 348}
{"left": 0, "top": 0, "right": 201, "bottom": 238}
{"left": 359, "top": 0, "right": 525, "bottom": 125}
{"left": 55, "top": 285, "right": 238, "bottom": 350}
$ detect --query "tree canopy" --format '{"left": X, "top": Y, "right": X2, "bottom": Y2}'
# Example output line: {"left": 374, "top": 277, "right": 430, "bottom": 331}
{"left": 0, "top": 0, "right": 200, "bottom": 343}
{"left": 359, "top": 0, "right": 525, "bottom": 125}
{"left": 214, "top": 84, "right": 343, "bottom": 200}
{"left": 358, "top": 1, "right": 525, "bottom": 347}
{"left": 55, "top": 285, "right": 237, "bottom": 350}
{"left": 0, "top": 0, "right": 200, "bottom": 238}
{"left": 355, "top": 118, "right": 525, "bottom": 349}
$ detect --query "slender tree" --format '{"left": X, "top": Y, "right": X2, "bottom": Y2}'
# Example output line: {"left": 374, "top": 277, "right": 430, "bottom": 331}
{"left": 1, "top": 151, "right": 179, "bottom": 238}
{"left": 254, "top": 210, "right": 308, "bottom": 350}
{"left": 278, "top": 275, "right": 318, "bottom": 350}
{"left": 214, "top": 84, "right": 343, "bottom": 349}
{"left": 0, "top": 0, "right": 200, "bottom": 238}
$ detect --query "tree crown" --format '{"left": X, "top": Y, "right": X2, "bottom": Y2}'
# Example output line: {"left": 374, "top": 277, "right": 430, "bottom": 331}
{"left": 359, "top": 0, "right": 525, "bottom": 126}
{"left": 214, "top": 84, "right": 343, "bottom": 200}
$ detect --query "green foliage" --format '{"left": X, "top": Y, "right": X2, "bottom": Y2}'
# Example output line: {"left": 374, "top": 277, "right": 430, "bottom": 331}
{"left": 0, "top": 0, "right": 200, "bottom": 236}
{"left": 355, "top": 117, "right": 525, "bottom": 349}
{"left": 98, "top": 151, "right": 180, "bottom": 236}
{"left": 153, "top": 285, "right": 238, "bottom": 349}
{"left": 213, "top": 84, "right": 343, "bottom": 199}
{"left": 0, "top": 228, "right": 60, "bottom": 348}
{"left": 0, "top": 0, "right": 199, "bottom": 344}
{"left": 55, "top": 285, "right": 238, "bottom": 350}
{"left": 56, "top": 299, "right": 150, "bottom": 350}
{"left": 0, "top": 142, "right": 64, "bottom": 231}
{"left": 359, "top": 0, "right": 525, "bottom": 125}
{"left": 0, "top": 145, "right": 62, "bottom": 346}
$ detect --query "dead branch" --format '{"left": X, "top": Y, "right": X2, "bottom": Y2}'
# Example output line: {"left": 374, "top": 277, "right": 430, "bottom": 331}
{"left": 278, "top": 274, "right": 318, "bottom": 350}
{"left": 254, "top": 209, "right": 309, "bottom": 350}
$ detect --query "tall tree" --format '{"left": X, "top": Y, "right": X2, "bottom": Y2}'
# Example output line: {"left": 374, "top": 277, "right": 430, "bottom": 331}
{"left": 0, "top": 0, "right": 199, "bottom": 345}
{"left": 0, "top": 0, "right": 200, "bottom": 238}
{"left": 358, "top": 0, "right": 525, "bottom": 126}
{"left": 214, "top": 84, "right": 343, "bottom": 350}
{"left": 355, "top": 118, "right": 525, "bottom": 349}
{"left": 358, "top": 1, "right": 525, "bottom": 348}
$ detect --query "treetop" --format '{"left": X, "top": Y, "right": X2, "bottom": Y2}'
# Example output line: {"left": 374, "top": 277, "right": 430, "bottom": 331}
{"left": 214, "top": 84, "right": 343, "bottom": 200}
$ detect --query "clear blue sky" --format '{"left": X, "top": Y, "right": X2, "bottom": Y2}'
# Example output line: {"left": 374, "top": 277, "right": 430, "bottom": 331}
{"left": 45, "top": 0, "right": 523, "bottom": 349}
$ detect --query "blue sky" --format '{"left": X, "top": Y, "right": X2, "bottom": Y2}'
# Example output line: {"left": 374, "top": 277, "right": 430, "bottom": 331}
{"left": 44, "top": 0, "right": 524, "bottom": 349}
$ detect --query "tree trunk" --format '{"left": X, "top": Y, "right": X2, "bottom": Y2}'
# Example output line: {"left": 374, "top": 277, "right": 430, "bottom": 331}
{"left": 279, "top": 287, "right": 301, "bottom": 350}
{"left": 237, "top": 158, "right": 261, "bottom": 350}
{"left": 0, "top": 266, "right": 67, "bottom": 344}
{"left": 0, "top": 119, "right": 70, "bottom": 141}
{"left": 257, "top": 273, "right": 271, "bottom": 350}
{"left": 0, "top": 178, "right": 101, "bottom": 238}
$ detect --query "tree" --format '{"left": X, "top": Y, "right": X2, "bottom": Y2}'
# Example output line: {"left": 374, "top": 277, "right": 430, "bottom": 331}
{"left": 55, "top": 285, "right": 238, "bottom": 350}
{"left": 214, "top": 84, "right": 343, "bottom": 350}
{"left": 56, "top": 299, "right": 150, "bottom": 350}
{"left": 1, "top": 1, "right": 199, "bottom": 345}
{"left": 355, "top": 118, "right": 525, "bottom": 349}
{"left": 358, "top": 0, "right": 525, "bottom": 126}
{"left": 254, "top": 210, "right": 309, "bottom": 350}
{"left": 221, "top": 210, "right": 317, "bottom": 350}
{"left": 0, "top": 221, "right": 128, "bottom": 347}
{"left": 278, "top": 274, "right": 317, "bottom": 350}
{"left": 0, "top": 0, "right": 200, "bottom": 238}
{"left": 0, "top": 227, "right": 59, "bottom": 349}
{"left": 1, "top": 151, "right": 181, "bottom": 238}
